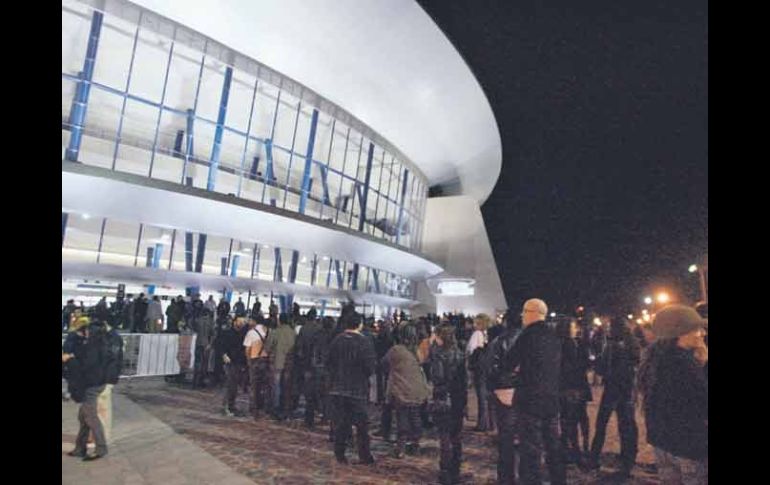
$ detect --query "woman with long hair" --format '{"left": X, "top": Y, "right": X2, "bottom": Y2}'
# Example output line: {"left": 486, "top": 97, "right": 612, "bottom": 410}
{"left": 429, "top": 324, "right": 467, "bottom": 484}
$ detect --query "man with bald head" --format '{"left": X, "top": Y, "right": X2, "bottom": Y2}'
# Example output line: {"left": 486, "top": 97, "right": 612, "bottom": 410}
{"left": 500, "top": 299, "right": 565, "bottom": 485}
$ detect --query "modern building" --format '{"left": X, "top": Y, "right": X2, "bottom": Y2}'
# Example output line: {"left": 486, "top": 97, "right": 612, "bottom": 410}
{"left": 62, "top": 0, "right": 507, "bottom": 318}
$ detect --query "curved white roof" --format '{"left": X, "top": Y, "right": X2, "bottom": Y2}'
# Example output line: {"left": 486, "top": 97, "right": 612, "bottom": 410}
{"left": 129, "top": 0, "right": 502, "bottom": 204}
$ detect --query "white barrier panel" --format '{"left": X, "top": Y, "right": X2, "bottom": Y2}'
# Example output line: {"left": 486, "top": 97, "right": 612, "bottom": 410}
{"left": 63, "top": 333, "right": 197, "bottom": 378}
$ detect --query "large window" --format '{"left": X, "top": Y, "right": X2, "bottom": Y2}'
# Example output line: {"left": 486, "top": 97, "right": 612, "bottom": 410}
{"left": 62, "top": 0, "right": 428, "bottom": 251}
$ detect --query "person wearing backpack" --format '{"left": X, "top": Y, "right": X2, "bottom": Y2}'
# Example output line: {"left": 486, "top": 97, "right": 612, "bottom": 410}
{"left": 243, "top": 316, "right": 270, "bottom": 419}
{"left": 466, "top": 314, "right": 491, "bottom": 432}
{"left": 482, "top": 312, "right": 523, "bottom": 485}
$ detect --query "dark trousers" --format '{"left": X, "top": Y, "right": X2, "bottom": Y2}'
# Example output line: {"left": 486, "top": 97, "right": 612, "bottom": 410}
{"left": 248, "top": 358, "right": 270, "bottom": 416}
{"left": 395, "top": 403, "right": 423, "bottom": 452}
{"left": 223, "top": 363, "right": 247, "bottom": 410}
{"left": 590, "top": 385, "right": 638, "bottom": 467}
{"left": 75, "top": 385, "right": 107, "bottom": 456}
{"left": 212, "top": 348, "right": 225, "bottom": 385}
{"left": 518, "top": 410, "right": 566, "bottom": 485}
{"left": 193, "top": 346, "right": 210, "bottom": 388}
{"left": 376, "top": 366, "right": 386, "bottom": 403}
{"left": 473, "top": 371, "right": 490, "bottom": 430}
{"left": 560, "top": 396, "right": 590, "bottom": 458}
{"left": 304, "top": 368, "right": 327, "bottom": 427}
{"left": 331, "top": 395, "right": 372, "bottom": 462}
{"left": 380, "top": 401, "right": 393, "bottom": 437}
{"left": 434, "top": 407, "right": 464, "bottom": 483}
{"left": 494, "top": 394, "right": 519, "bottom": 485}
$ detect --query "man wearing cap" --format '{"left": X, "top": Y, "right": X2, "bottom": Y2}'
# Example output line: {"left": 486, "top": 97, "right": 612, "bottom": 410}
{"left": 500, "top": 298, "right": 566, "bottom": 485}
{"left": 638, "top": 304, "right": 708, "bottom": 484}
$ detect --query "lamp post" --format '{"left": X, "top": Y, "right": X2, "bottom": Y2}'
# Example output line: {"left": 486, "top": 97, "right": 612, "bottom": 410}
{"left": 689, "top": 255, "right": 708, "bottom": 303}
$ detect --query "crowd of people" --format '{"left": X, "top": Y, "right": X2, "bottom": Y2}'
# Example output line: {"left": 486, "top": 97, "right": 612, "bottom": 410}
{"left": 63, "top": 294, "right": 707, "bottom": 484}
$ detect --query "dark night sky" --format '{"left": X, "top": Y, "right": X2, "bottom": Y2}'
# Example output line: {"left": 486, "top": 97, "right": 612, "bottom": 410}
{"left": 416, "top": 0, "right": 708, "bottom": 315}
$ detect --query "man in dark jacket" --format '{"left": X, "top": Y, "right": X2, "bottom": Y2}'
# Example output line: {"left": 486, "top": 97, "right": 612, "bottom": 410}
{"left": 221, "top": 317, "right": 249, "bottom": 416}
{"left": 65, "top": 322, "right": 111, "bottom": 461}
{"left": 485, "top": 316, "right": 523, "bottom": 485}
{"left": 639, "top": 305, "right": 708, "bottom": 484}
{"left": 587, "top": 317, "right": 641, "bottom": 476}
{"left": 501, "top": 299, "right": 565, "bottom": 485}
{"left": 132, "top": 293, "right": 148, "bottom": 333}
{"left": 165, "top": 296, "right": 184, "bottom": 333}
{"left": 192, "top": 305, "right": 215, "bottom": 388}
{"left": 296, "top": 316, "right": 328, "bottom": 427}
{"left": 429, "top": 324, "right": 467, "bottom": 485}
{"left": 233, "top": 297, "right": 247, "bottom": 318}
{"left": 326, "top": 308, "right": 377, "bottom": 465}
{"left": 217, "top": 297, "right": 231, "bottom": 319}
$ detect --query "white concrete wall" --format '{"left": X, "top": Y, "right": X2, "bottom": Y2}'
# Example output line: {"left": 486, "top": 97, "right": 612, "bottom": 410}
{"left": 418, "top": 195, "right": 507, "bottom": 316}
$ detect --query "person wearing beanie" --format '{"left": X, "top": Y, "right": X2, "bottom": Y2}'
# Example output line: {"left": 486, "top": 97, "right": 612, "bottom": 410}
{"left": 638, "top": 305, "right": 708, "bottom": 484}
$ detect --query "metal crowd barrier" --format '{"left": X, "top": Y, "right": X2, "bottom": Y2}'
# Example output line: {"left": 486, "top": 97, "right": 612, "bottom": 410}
{"left": 63, "top": 333, "right": 198, "bottom": 378}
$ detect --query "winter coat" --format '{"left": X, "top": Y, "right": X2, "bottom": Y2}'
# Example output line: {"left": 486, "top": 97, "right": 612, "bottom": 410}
{"left": 382, "top": 345, "right": 431, "bottom": 405}
{"left": 502, "top": 321, "right": 562, "bottom": 418}
{"left": 642, "top": 342, "right": 708, "bottom": 460}
{"left": 428, "top": 345, "right": 467, "bottom": 411}
{"left": 265, "top": 324, "right": 296, "bottom": 370}
{"left": 327, "top": 331, "right": 377, "bottom": 400}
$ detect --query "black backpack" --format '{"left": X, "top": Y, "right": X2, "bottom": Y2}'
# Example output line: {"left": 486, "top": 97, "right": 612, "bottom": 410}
{"left": 468, "top": 345, "right": 486, "bottom": 373}
{"left": 482, "top": 329, "right": 522, "bottom": 389}
{"left": 105, "top": 329, "right": 124, "bottom": 384}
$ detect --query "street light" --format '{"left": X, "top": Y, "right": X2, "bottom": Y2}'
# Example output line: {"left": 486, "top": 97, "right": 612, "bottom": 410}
{"left": 656, "top": 292, "right": 670, "bottom": 304}
{"left": 643, "top": 296, "right": 653, "bottom": 305}
{"left": 689, "top": 259, "right": 708, "bottom": 304}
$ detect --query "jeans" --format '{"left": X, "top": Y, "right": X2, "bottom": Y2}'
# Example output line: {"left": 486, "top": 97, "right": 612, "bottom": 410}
{"left": 75, "top": 385, "right": 108, "bottom": 456}
{"left": 395, "top": 403, "right": 423, "bottom": 453}
{"left": 248, "top": 358, "right": 270, "bottom": 416}
{"left": 494, "top": 393, "right": 519, "bottom": 485}
{"left": 590, "top": 385, "right": 638, "bottom": 468}
{"left": 518, "top": 410, "right": 565, "bottom": 485}
{"left": 223, "top": 363, "right": 247, "bottom": 410}
{"left": 330, "top": 395, "right": 372, "bottom": 462}
{"left": 272, "top": 367, "right": 289, "bottom": 415}
{"left": 473, "top": 371, "right": 490, "bottom": 430}
{"left": 434, "top": 406, "right": 464, "bottom": 483}
{"left": 654, "top": 448, "right": 707, "bottom": 485}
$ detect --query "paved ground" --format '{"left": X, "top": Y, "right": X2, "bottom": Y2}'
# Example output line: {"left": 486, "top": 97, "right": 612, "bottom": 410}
{"left": 62, "top": 376, "right": 663, "bottom": 484}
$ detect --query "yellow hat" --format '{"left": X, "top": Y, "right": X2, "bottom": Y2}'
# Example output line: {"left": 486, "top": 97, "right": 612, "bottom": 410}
{"left": 71, "top": 316, "right": 90, "bottom": 332}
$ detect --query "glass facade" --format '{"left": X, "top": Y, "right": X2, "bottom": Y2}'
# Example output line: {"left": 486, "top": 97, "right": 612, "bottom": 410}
{"left": 62, "top": 0, "right": 428, "bottom": 252}
{"left": 62, "top": 213, "right": 417, "bottom": 301}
